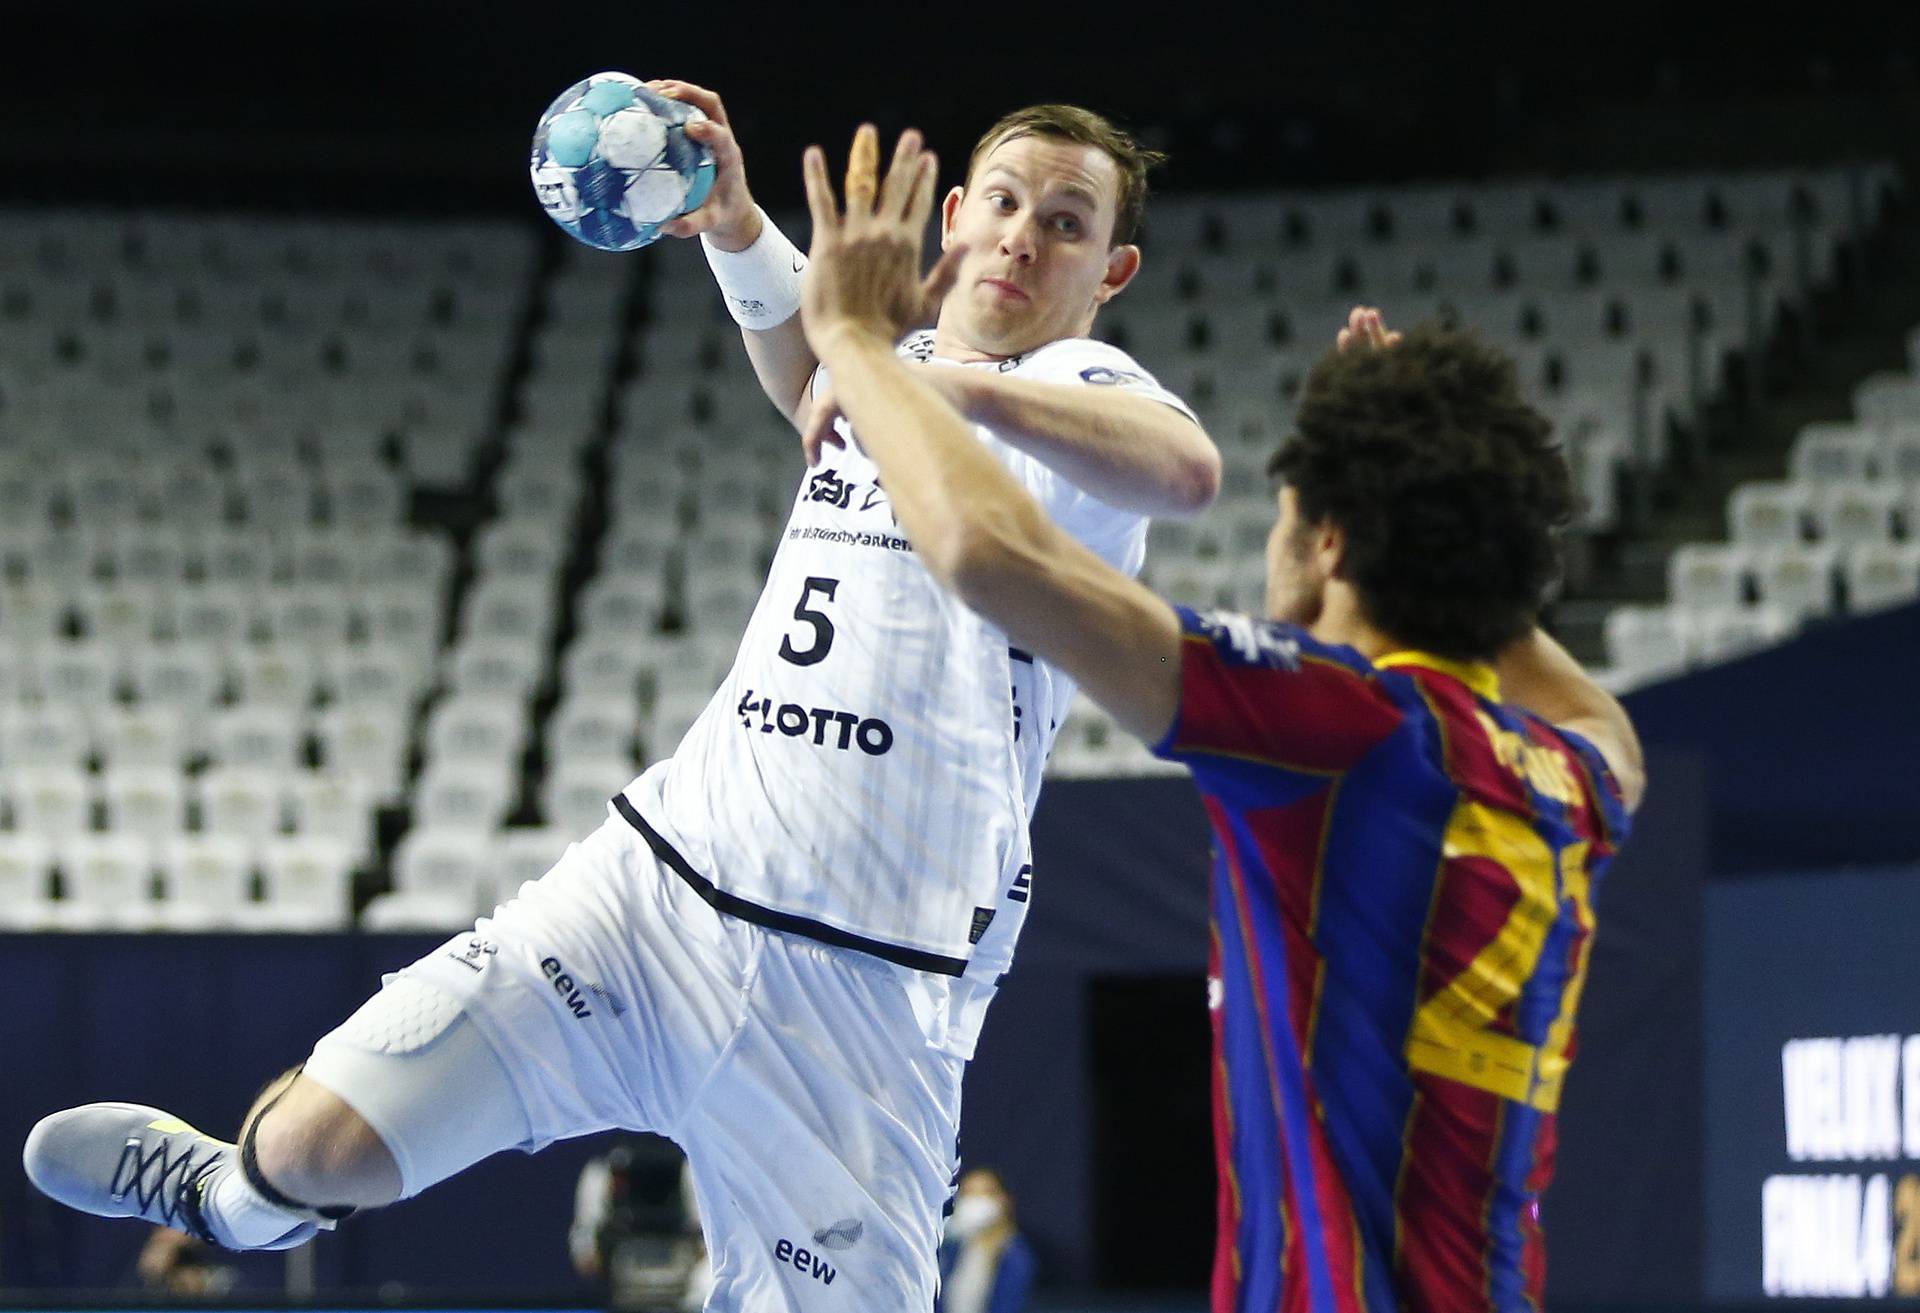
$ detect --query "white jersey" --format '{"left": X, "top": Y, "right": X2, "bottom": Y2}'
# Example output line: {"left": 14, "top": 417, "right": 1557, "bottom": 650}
{"left": 618, "top": 332, "right": 1194, "bottom": 1008}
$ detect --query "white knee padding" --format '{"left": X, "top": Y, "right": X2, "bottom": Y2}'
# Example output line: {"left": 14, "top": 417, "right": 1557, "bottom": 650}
{"left": 331, "top": 975, "right": 464, "bottom": 1055}
{"left": 305, "top": 978, "right": 534, "bottom": 1199}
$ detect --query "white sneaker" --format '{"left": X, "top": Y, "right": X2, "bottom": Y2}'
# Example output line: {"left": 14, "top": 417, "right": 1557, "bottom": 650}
{"left": 23, "top": 1101, "right": 321, "bottom": 1251}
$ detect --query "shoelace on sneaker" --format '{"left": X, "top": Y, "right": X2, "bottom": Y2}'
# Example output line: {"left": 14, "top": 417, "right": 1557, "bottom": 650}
{"left": 109, "top": 1132, "right": 222, "bottom": 1243}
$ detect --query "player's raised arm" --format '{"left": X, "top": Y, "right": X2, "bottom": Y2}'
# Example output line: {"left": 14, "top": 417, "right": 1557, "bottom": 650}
{"left": 803, "top": 367, "right": 1222, "bottom": 517}
{"left": 1496, "top": 627, "right": 1647, "bottom": 811}
{"left": 799, "top": 125, "right": 1185, "bottom": 742}
{"left": 650, "top": 80, "right": 820, "bottom": 426}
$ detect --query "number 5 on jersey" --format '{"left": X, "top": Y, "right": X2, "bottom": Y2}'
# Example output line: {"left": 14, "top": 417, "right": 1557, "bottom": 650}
{"left": 779, "top": 576, "right": 840, "bottom": 667}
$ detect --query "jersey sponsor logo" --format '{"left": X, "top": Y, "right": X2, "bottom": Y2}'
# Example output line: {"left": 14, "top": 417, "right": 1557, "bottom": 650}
{"left": 1198, "top": 609, "right": 1301, "bottom": 669}
{"left": 1079, "top": 364, "right": 1146, "bottom": 387}
{"left": 736, "top": 689, "right": 895, "bottom": 755}
{"left": 812, "top": 1218, "right": 864, "bottom": 1251}
{"left": 587, "top": 980, "right": 628, "bottom": 1018}
{"left": 787, "top": 524, "right": 913, "bottom": 551}
{"left": 446, "top": 935, "right": 497, "bottom": 973}
{"left": 774, "top": 1237, "right": 838, "bottom": 1284}
{"left": 805, "top": 468, "right": 895, "bottom": 521}
{"left": 539, "top": 955, "right": 594, "bottom": 1019}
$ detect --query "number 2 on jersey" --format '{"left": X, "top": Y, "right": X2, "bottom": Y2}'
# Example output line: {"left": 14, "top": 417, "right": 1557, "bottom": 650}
{"left": 778, "top": 576, "right": 840, "bottom": 667}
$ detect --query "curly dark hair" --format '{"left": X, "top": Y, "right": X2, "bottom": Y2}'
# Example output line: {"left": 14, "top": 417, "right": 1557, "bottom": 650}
{"left": 1267, "top": 325, "right": 1575, "bottom": 661}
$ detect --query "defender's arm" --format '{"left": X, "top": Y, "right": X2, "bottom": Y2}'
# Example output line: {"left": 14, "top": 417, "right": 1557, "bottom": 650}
{"left": 1496, "top": 627, "right": 1647, "bottom": 811}
{"left": 820, "top": 331, "right": 1184, "bottom": 742}
{"left": 929, "top": 370, "right": 1220, "bottom": 516}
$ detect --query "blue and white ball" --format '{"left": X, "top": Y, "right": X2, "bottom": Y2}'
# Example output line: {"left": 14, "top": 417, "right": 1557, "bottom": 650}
{"left": 529, "top": 72, "right": 717, "bottom": 253}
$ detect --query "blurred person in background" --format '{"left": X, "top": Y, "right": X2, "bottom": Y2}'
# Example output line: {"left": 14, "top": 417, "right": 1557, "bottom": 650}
{"left": 937, "top": 1168, "right": 1034, "bottom": 1313}
{"left": 569, "top": 1134, "right": 711, "bottom": 1312}
{"left": 136, "top": 1225, "right": 238, "bottom": 1298}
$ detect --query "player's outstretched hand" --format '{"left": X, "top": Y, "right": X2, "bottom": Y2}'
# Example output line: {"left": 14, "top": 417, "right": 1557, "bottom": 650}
{"left": 647, "top": 80, "right": 760, "bottom": 248}
{"left": 799, "top": 124, "right": 966, "bottom": 358}
{"left": 1336, "top": 305, "right": 1403, "bottom": 353}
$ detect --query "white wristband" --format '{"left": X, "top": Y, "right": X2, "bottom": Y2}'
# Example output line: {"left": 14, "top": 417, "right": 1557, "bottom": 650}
{"left": 701, "top": 208, "right": 806, "bottom": 329}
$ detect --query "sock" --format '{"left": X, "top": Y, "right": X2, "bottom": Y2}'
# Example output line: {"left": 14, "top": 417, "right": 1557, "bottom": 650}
{"left": 201, "top": 1160, "right": 313, "bottom": 1249}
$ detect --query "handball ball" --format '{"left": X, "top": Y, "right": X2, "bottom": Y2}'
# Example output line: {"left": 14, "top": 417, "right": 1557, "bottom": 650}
{"left": 529, "top": 72, "right": 717, "bottom": 253}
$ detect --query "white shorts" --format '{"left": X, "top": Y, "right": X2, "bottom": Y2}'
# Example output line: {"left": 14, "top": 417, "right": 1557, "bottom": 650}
{"left": 305, "top": 812, "right": 967, "bottom": 1313}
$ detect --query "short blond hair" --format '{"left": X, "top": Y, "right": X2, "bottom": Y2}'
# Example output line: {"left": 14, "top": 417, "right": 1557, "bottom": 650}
{"left": 965, "top": 104, "right": 1166, "bottom": 247}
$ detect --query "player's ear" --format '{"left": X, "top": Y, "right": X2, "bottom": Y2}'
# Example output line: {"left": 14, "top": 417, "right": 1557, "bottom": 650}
{"left": 1093, "top": 244, "right": 1141, "bottom": 305}
{"left": 1315, "top": 519, "right": 1347, "bottom": 577}
{"left": 940, "top": 186, "right": 965, "bottom": 249}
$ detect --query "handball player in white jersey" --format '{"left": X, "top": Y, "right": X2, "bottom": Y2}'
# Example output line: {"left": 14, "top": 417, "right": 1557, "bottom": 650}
{"left": 24, "top": 97, "right": 1218, "bottom": 1312}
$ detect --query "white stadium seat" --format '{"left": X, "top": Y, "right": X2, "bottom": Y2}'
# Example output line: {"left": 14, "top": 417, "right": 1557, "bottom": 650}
{"left": 390, "top": 827, "right": 493, "bottom": 909}
{"left": 1789, "top": 422, "right": 1879, "bottom": 484}
{"left": 541, "top": 758, "right": 628, "bottom": 835}
{"left": 1809, "top": 483, "right": 1900, "bottom": 546}
{"left": 126, "top": 646, "right": 222, "bottom": 713}
{"left": 492, "top": 826, "right": 570, "bottom": 904}
{"left": 155, "top": 835, "right": 255, "bottom": 930}
{"left": 562, "top": 636, "right": 648, "bottom": 700}
{"left": 1603, "top": 606, "right": 1691, "bottom": 685}
{"left": 447, "top": 635, "right": 545, "bottom": 700}
{"left": 270, "top": 587, "right": 354, "bottom": 650}
{"left": 550, "top": 694, "right": 641, "bottom": 766}
{"left": 425, "top": 694, "right": 526, "bottom": 766}
{"left": 1667, "top": 544, "right": 1752, "bottom": 611}
{"left": 244, "top": 836, "right": 357, "bottom": 931}
{"left": 1727, "top": 481, "right": 1812, "bottom": 545}
{"left": 476, "top": 523, "right": 567, "bottom": 580}
{"left": 1845, "top": 543, "right": 1920, "bottom": 614}
{"left": 1854, "top": 372, "right": 1920, "bottom": 427}
{"left": 1882, "top": 426, "right": 1920, "bottom": 486}
{"left": 331, "top": 644, "right": 426, "bottom": 711}
{"left": 284, "top": 771, "right": 374, "bottom": 860}
{"left": 314, "top": 706, "right": 408, "bottom": 803}
{"left": 39, "top": 640, "right": 118, "bottom": 707}
{"left": 59, "top": 834, "right": 160, "bottom": 931}
{"left": 101, "top": 768, "right": 190, "bottom": 841}
{"left": 1691, "top": 605, "right": 1796, "bottom": 665}
{"left": 358, "top": 888, "right": 478, "bottom": 932}
{"left": 1, "top": 704, "right": 92, "bottom": 771}
{"left": 460, "top": 578, "right": 554, "bottom": 644}
{"left": 197, "top": 765, "right": 286, "bottom": 842}
{"left": 1752, "top": 544, "right": 1841, "bottom": 620}
{"left": 231, "top": 646, "right": 319, "bottom": 709}
{"left": 9, "top": 767, "right": 95, "bottom": 839}
{"left": 208, "top": 704, "right": 304, "bottom": 772}
{"left": 413, "top": 761, "right": 517, "bottom": 831}
{"left": 0, "top": 834, "right": 60, "bottom": 930}
{"left": 580, "top": 578, "right": 665, "bottom": 637}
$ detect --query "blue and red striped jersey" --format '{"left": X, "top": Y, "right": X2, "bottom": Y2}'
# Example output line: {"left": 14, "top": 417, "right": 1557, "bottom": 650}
{"left": 1151, "top": 607, "right": 1632, "bottom": 1313}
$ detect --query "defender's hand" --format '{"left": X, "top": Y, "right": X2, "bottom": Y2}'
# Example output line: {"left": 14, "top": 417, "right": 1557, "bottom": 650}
{"left": 1336, "top": 305, "right": 1402, "bottom": 352}
{"left": 647, "top": 79, "right": 760, "bottom": 249}
{"left": 799, "top": 124, "right": 967, "bottom": 357}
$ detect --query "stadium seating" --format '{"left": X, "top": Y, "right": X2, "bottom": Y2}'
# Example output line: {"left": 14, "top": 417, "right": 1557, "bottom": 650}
{"left": 0, "top": 160, "right": 1898, "bottom": 918}
{"left": 0, "top": 206, "right": 520, "bottom": 928}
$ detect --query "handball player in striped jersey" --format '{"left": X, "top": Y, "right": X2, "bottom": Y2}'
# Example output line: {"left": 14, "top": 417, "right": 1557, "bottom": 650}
{"left": 799, "top": 128, "right": 1646, "bottom": 1313}
{"left": 25, "top": 105, "right": 1218, "bottom": 1313}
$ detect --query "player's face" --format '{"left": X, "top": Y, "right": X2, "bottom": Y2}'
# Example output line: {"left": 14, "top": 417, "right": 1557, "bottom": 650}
{"left": 938, "top": 135, "right": 1141, "bottom": 356}
{"left": 1265, "top": 486, "right": 1331, "bottom": 626}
